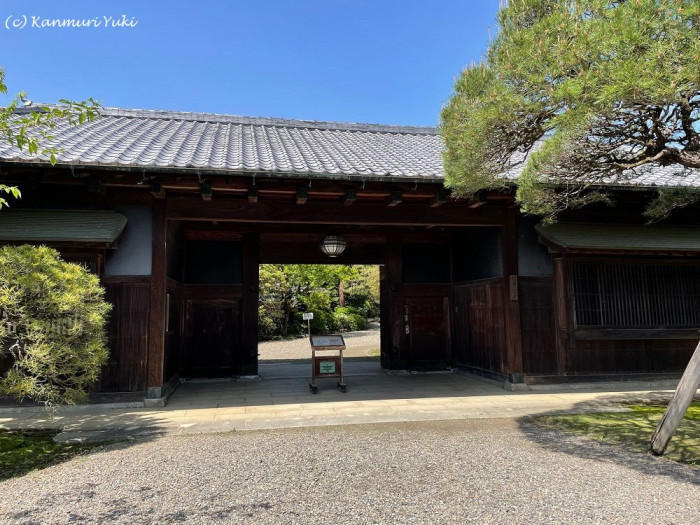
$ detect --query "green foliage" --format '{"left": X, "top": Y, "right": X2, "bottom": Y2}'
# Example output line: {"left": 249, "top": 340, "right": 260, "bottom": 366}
{"left": 643, "top": 187, "right": 700, "bottom": 222}
{"left": 0, "top": 185, "right": 21, "bottom": 210}
{"left": 257, "top": 305, "right": 278, "bottom": 341}
{"left": 304, "top": 290, "right": 334, "bottom": 333}
{"left": 332, "top": 306, "right": 367, "bottom": 332}
{"left": 0, "top": 69, "right": 99, "bottom": 209}
{"left": 0, "top": 429, "right": 104, "bottom": 481}
{"left": 441, "top": 0, "right": 700, "bottom": 221}
{"left": 258, "top": 264, "right": 379, "bottom": 339}
{"left": 533, "top": 402, "right": 700, "bottom": 465}
{"left": 0, "top": 245, "right": 110, "bottom": 406}
{"left": 343, "top": 266, "right": 381, "bottom": 317}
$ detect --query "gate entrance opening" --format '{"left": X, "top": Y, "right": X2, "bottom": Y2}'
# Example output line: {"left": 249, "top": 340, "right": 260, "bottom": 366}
{"left": 257, "top": 264, "right": 382, "bottom": 380}
{"left": 168, "top": 223, "right": 490, "bottom": 383}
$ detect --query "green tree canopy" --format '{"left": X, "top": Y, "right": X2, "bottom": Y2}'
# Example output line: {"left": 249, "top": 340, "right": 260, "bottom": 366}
{"left": 258, "top": 264, "right": 379, "bottom": 339}
{"left": 0, "top": 69, "right": 99, "bottom": 208}
{"left": 0, "top": 245, "right": 110, "bottom": 406}
{"left": 441, "top": 0, "right": 699, "bottom": 220}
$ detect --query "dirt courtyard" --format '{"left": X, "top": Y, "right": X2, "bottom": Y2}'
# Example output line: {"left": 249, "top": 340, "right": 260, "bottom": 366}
{"left": 258, "top": 321, "right": 380, "bottom": 361}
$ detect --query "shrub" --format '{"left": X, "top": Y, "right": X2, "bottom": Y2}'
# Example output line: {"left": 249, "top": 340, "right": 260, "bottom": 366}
{"left": 257, "top": 306, "right": 278, "bottom": 341}
{"left": 303, "top": 290, "right": 333, "bottom": 334}
{"left": 332, "top": 306, "right": 367, "bottom": 332}
{"left": 0, "top": 245, "right": 110, "bottom": 406}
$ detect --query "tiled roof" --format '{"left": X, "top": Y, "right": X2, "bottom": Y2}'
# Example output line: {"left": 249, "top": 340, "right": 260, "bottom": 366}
{"left": 0, "top": 107, "right": 443, "bottom": 181}
{"left": 0, "top": 106, "right": 697, "bottom": 188}
{"left": 0, "top": 209, "right": 127, "bottom": 244}
{"left": 536, "top": 222, "right": 700, "bottom": 253}
{"left": 502, "top": 141, "right": 700, "bottom": 189}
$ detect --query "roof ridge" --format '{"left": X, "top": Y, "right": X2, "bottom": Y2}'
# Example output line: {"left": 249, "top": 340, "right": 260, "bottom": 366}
{"left": 13, "top": 105, "right": 439, "bottom": 136}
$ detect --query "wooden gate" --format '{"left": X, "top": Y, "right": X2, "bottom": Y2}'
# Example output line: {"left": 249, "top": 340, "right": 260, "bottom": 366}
{"left": 184, "top": 299, "right": 241, "bottom": 377}
{"left": 404, "top": 296, "right": 451, "bottom": 369}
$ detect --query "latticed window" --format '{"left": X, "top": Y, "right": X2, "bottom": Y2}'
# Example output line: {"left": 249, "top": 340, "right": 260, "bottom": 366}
{"left": 572, "top": 262, "right": 700, "bottom": 328}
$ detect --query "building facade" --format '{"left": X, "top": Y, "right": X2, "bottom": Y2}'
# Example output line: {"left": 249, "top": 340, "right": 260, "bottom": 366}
{"left": 0, "top": 108, "right": 698, "bottom": 403}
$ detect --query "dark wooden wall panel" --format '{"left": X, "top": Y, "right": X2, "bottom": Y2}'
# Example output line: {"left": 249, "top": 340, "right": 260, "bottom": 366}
{"left": 520, "top": 277, "right": 556, "bottom": 374}
{"left": 570, "top": 339, "right": 696, "bottom": 374}
{"left": 453, "top": 278, "right": 507, "bottom": 375}
{"left": 99, "top": 278, "right": 149, "bottom": 392}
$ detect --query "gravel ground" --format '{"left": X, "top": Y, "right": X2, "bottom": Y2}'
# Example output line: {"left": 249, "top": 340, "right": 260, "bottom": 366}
{"left": 258, "top": 322, "right": 380, "bottom": 360}
{"left": 1, "top": 419, "right": 698, "bottom": 524}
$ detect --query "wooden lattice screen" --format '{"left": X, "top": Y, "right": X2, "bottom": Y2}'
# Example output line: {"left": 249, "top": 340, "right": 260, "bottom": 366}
{"left": 572, "top": 262, "right": 700, "bottom": 328}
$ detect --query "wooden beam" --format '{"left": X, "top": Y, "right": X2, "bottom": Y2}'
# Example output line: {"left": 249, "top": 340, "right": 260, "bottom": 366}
{"left": 167, "top": 197, "right": 508, "bottom": 227}
{"left": 247, "top": 185, "right": 258, "bottom": 203}
{"left": 296, "top": 186, "right": 308, "bottom": 205}
{"left": 14, "top": 166, "right": 458, "bottom": 200}
{"left": 388, "top": 190, "right": 403, "bottom": 207}
{"left": 150, "top": 180, "right": 165, "bottom": 199}
{"left": 86, "top": 178, "right": 102, "bottom": 194}
{"left": 430, "top": 190, "right": 447, "bottom": 208}
{"left": 468, "top": 189, "right": 487, "bottom": 208}
{"left": 200, "top": 180, "right": 212, "bottom": 201}
{"left": 344, "top": 189, "right": 357, "bottom": 206}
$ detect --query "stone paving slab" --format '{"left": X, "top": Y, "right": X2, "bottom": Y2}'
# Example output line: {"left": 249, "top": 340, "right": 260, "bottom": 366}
{"left": 0, "top": 370, "right": 685, "bottom": 443}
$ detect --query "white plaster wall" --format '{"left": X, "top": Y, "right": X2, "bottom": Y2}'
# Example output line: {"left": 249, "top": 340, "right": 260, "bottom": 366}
{"left": 104, "top": 205, "right": 152, "bottom": 276}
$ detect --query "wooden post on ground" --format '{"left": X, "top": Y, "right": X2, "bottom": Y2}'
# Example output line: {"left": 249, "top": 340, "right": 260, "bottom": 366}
{"left": 650, "top": 340, "right": 700, "bottom": 456}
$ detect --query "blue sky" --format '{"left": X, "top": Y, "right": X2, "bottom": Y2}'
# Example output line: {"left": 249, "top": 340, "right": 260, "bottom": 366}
{"left": 0, "top": 1, "right": 499, "bottom": 126}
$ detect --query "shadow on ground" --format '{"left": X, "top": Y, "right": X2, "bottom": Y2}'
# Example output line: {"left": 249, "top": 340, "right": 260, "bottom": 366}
{"left": 167, "top": 365, "right": 512, "bottom": 409}
{"left": 517, "top": 392, "right": 700, "bottom": 485}
{"left": 1, "top": 408, "right": 168, "bottom": 444}
{"left": 0, "top": 406, "right": 171, "bottom": 482}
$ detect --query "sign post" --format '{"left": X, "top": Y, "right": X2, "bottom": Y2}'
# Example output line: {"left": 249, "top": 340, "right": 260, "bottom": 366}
{"left": 302, "top": 312, "right": 313, "bottom": 338}
{"left": 308, "top": 333, "right": 347, "bottom": 394}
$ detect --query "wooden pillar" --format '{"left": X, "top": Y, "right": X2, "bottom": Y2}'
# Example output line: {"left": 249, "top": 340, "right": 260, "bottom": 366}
{"left": 501, "top": 210, "right": 524, "bottom": 383}
{"left": 552, "top": 255, "right": 569, "bottom": 375}
{"left": 147, "top": 198, "right": 167, "bottom": 399}
{"left": 381, "top": 233, "right": 405, "bottom": 369}
{"left": 240, "top": 232, "right": 259, "bottom": 376}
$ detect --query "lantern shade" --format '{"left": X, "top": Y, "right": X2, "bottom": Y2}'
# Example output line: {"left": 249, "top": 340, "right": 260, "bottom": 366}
{"left": 320, "top": 235, "right": 347, "bottom": 257}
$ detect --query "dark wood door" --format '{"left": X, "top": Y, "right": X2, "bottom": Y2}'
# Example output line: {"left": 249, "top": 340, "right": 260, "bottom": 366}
{"left": 185, "top": 300, "right": 240, "bottom": 377}
{"left": 405, "top": 296, "right": 451, "bottom": 369}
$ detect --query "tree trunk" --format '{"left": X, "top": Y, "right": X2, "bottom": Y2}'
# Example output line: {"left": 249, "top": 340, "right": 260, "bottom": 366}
{"left": 650, "top": 340, "right": 700, "bottom": 456}
{"left": 338, "top": 280, "right": 345, "bottom": 307}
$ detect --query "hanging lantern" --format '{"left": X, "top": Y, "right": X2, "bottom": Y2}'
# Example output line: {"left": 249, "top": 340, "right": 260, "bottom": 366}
{"left": 320, "top": 235, "right": 347, "bottom": 257}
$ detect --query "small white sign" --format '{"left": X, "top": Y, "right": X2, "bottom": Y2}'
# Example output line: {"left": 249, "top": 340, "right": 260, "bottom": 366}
{"left": 302, "top": 312, "right": 314, "bottom": 320}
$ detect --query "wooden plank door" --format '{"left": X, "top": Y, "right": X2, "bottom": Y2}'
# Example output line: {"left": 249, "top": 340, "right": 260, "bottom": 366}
{"left": 185, "top": 299, "right": 240, "bottom": 377}
{"left": 405, "top": 296, "right": 451, "bottom": 369}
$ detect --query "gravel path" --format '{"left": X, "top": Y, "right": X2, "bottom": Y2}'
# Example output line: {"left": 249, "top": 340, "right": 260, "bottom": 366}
{"left": 258, "top": 322, "right": 380, "bottom": 360}
{"left": 1, "top": 419, "right": 697, "bottom": 524}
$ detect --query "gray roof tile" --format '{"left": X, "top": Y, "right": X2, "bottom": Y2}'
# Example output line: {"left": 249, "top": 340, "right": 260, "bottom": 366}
{"left": 0, "top": 107, "right": 443, "bottom": 181}
{"left": 0, "top": 107, "right": 696, "bottom": 188}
